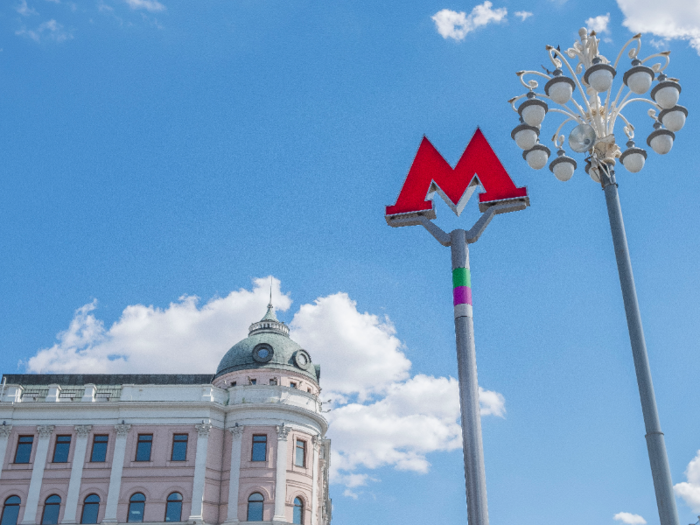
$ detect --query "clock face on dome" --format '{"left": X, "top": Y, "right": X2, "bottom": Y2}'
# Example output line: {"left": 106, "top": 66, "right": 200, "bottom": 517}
{"left": 294, "top": 350, "right": 311, "bottom": 369}
{"left": 252, "top": 344, "right": 274, "bottom": 363}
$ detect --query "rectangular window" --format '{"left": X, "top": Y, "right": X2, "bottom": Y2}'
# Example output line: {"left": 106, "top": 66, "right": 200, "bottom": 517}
{"left": 135, "top": 434, "right": 153, "bottom": 462}
{"left": 249, "top": 379, "right": 257, "bottom": 385}
{"left": 171, "top": 434, "right": 188, "bottom": 461}
{"left": 295, "top": 440, "right": 306, "bottom": 467}
{"left": 290, "top": 382, "right": 297, "bottom": 389}
{"left": 269, "top": 378, "right": 277, "bottom": 386}
{"left": 231, "top": 381, "right": 237, "bottom": 387}
{"left": 14, "top": 435, "right": 34, "bottom": 464}
{"left": 90, "top": 435, "right": 108, "bottom": 462}
{"left": 251, "top": 435, "right": 267, "bottom": 462}
{"left": 52, "top": 435, "right": 71, "bottom": 463}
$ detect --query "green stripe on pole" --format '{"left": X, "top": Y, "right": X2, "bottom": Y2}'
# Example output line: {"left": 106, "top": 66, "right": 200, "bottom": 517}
{"left": 452, "top": 267, "right": 471, "bottom": 288}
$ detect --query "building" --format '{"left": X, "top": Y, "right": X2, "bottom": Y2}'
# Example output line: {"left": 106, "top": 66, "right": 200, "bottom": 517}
{"left": 0, "top": 305, "right": 331, "bottom": 525}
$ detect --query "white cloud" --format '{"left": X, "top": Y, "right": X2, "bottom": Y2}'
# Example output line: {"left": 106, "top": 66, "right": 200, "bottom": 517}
{"left": 15, "top": 19, "right": 72, "bottom": 42}
{"left": 586, "top": 13, "right": 611, "bottom": 34}
{"left": 614, "top": 513, "right": 647, "bottom": 525}
{"left": 617, "top": 0, "right": 700, "bottom": 53}
{"left": 674, "top": 450, "right": 700, "bottom": 512}
{"left": 432, "top": 2, "right": 507, "bottom": 42}
{"left": 124, "top": 0, "right": 165, "bottom": 12}
{"left": 15, "top": 0, "right": 38, "bottom": 16}
{"left": 25, "top": 279, "right": 506, "bottom": 490}
{"left": 514, "top": 11, "right": 532, "bottom": 22}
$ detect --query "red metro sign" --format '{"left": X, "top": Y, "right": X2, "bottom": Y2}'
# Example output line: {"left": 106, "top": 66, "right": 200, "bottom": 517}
{"left": 386, "top": 128, "right": 529, "bottom": 224}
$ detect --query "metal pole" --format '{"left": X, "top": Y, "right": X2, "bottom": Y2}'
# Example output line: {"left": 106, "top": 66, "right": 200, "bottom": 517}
{"left": 450, "top": 228, "right": 489, "bottom": 525}
{"left": 602, "top": 169, "right": 679, "bottom": 525}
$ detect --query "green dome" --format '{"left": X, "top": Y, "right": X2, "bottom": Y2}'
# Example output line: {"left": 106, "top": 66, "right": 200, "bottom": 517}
{"left": 215, "top": 305, "right": 320, "bottom": 383}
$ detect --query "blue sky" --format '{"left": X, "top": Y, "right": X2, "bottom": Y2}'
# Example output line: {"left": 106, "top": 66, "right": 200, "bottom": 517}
{"left": 2, "top": 0, "right": 700, "bottom": 524}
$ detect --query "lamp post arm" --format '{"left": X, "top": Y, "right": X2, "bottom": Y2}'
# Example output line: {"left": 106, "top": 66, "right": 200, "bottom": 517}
{"left": 418, "top": 217, "right": 451, "bottom": 246}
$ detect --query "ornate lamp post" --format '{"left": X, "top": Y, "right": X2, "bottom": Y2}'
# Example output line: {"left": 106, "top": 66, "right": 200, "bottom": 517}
{"left": 509, "top": 28, "right": 686, "bottom": 525}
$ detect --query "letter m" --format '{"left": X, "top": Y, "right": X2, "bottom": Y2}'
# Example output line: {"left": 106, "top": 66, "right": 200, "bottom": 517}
{"left": 385, "top": 128, "right": 528, "bottom": 223}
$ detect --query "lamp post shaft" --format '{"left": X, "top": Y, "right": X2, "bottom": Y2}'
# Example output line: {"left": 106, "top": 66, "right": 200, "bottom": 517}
{"left": 602, "top": 173, "right": 679, "bottom": 525}
{"left": 450, "top": 228, "right": 490, "bottom": 525}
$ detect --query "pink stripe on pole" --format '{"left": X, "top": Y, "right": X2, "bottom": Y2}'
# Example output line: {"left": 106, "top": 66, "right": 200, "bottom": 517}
{"left": 453, "top": 286, "right": 472, "bottom": 306}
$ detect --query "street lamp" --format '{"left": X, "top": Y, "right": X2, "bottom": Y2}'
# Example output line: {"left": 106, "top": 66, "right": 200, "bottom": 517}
{"left": 509, "top": 28, "right": 686, "bottom": 525}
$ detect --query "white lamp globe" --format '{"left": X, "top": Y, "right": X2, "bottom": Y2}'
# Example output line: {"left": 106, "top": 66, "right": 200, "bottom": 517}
{"left": 651, "top": 80, "right": 681, "bottom": 110}
{"left": 549, "top": 152, "right": 577, "bottom": 181}
{"left": 583, "top": 61, "right": 616, "bottom": 93}
{"left": 623, "top": 62, "right": 655, "bottom": 95}
{"left": 511, "top": 124, "right": 539, "bottom": 150}
{"left": 620, "top": 144, "right": 647, "bottom": 173}
{"left": 523, "top": 144, "right": 550, "bottom": 170}
{"left": 659, "top": 105, "right": 688, "bottom": 132}
{"left": 647, "top": 129, "right": 675, "bottom": 155}
{"left": 545, "top": 75, "right": 575, "bottom": 105}
{"left": 518, "top": 98, "right": 548, "bottom": 127}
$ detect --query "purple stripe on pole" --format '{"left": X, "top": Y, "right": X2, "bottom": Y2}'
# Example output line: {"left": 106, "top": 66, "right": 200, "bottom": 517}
{"left": 453, "top": 286, "right": 472, "bottom": 306}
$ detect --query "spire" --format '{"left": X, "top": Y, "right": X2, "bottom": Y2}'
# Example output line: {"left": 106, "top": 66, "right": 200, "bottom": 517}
{"left": 247, "top": 282, "right": 288, "bottom": 336}
{"left": 261, "top": 277, "right": 278, "bottom": 322}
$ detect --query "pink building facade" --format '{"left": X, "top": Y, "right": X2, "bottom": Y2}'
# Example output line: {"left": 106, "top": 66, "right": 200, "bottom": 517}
{"left": 0, "top": 307, "right": 331, "bottom": 525}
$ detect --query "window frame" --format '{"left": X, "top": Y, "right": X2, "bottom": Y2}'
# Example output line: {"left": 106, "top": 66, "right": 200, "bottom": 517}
{"left": 52, "top": 435, "right": 72, "bottom": 463}
{"left": 127, "top": 493, "right": 145, "bottom": 523}
{"left": 14, "top": 435, "right": 34, "bottom": 464}
{"left": 246, "top": 493, "right": 264, "bottom": 522}
{"left": 295, "top": 439, "right": 306, "bottom": 468}
{"left": 164, "top": 493, "right": 182, "bottom": 522}
{"left": 80, "top": 494, "right": 100, "bottom": 525}
{"left": 251, "top": 435, "right": 267, "bottom": 462}
{"left": 135, "top": 434, "right": 153, "bottom": 462}
{"left": 170, "top": 434, "right": 188, "bottom": 462}
{"left": 292, "top": 497, "right": 304, "bottom": 525}
{"left": 41, "top": 495, "right": 61, "bottom": 525}
{"left": 90, "top": 435, "right": 109, "bottom": 463}
{"left": 1, "top": 496, "right": 21, "bottom": 525}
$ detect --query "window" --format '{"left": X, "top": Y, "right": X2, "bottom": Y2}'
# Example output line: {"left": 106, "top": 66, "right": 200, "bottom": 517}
{"left": 164, "top": 493, "right": 182, "bottom": 522}
{"left": 269, "top": 378, "right": 277, "bottom": 386}
{"left": 41, "top": 495, "right": 61, "bottom": 525}
{"left": 251, "top": 435, "right": 267, "bottom": 462}
{"left": 231, "top": 381, "right": 237, "bottom": 387}
{"left": 290, "top": 382, "right": 297, "bottom": 389}
{"left": 249, "top": 379, "right": 257, "bottom": 385}
{"left": 90, "top": 435, "right": 108, "bottom": 462}
{"left": 81, "top": 495, "right": 100, "bottom": 524}
{"left": 127, "top": 493, "right": 145, "bottom": 523}
{"left": 246, "top": 493, "right": 263, "bottom": 522}
{"left": 52, "top": 435, "right": 71, "bottom": 463}
{"left": 14, "top": 436, "right": 33, "bottom": 464}
{"left": 293, "top": 497, "right": 303, "bottom": 525}
{"left": 135, "top": 435, "right": 152, "bottom": 462}
{"left": 295, "top": 440, "right": 306, "bottom": 467}
{"left": 1, "top": 496, "right": 21, "bottom": 525}
{"left": 171, "top": 434, "right": 188, "bottom": 461}
{"left": 307, "top": 388, "right": 311, "bottom": 393}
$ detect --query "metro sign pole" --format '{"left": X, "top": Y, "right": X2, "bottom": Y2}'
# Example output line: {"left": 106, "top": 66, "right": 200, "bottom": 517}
{"left": 386, "top": 128, "right": 529, "bottom": 525}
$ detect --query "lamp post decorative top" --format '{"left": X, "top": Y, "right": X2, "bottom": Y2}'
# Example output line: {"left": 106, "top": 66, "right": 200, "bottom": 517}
{"left": 509, "top": 28, "right": 686, "bottom": 183}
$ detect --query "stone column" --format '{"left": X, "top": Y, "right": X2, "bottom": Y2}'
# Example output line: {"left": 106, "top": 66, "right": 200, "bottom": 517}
{"left": 22, "top": 425, "right": 54, "bottom": 524}
{"left": 272, "top": 424, "right": 290, "bottom": 523}
{"left": 62, "top": 426, "right": 92, "bottom": 523}
{"left": 103, "top": 424, "right": 131, "bottom": 524}
{"left": 223, "top": 425, "right": 244, "bottom": 524}
{"left": 188, "top": 422, "right": 213, "bottom": 523}
{"left": 0, "top": 425, "right": 13, "bottom": 482}
{"left": 310, "top": 436, "right": 320, "bottom": 525}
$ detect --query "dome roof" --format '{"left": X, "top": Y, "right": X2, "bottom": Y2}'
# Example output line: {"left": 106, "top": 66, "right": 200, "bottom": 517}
{"left": 215, "top": 304, "right": 320, "bottom": 383}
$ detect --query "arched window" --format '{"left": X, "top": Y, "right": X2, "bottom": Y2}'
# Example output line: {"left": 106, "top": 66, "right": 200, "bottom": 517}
{"left": 41, "top": 495, "right": 61, "bottom": 525}
{"left": 127, "top": 493, "right": 145, "bottom": 523}
{"left": 80, "top": 495, "right": 100, "bottom": 524}
{"left": 1, "top": 496, "right": 21, "bottom": 525}
{"left": 293, "top": 497, "right": 304, "bottom": 524}
{"left": 246, "top": 493, "right": 263, "bottom": 522}
{"left": 164, "top": 493, "right": 182, "bottom": 522}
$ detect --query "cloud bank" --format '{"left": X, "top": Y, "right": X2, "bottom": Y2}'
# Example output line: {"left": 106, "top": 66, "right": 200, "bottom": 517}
{"left": 675, "top": 450, "right": 700, "bottom": 512}
{"left": 617, "top": 0, "right": 700, "bottom": 53}
{"left": 25, "top": 278, "right": 506, "bottom": 492}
